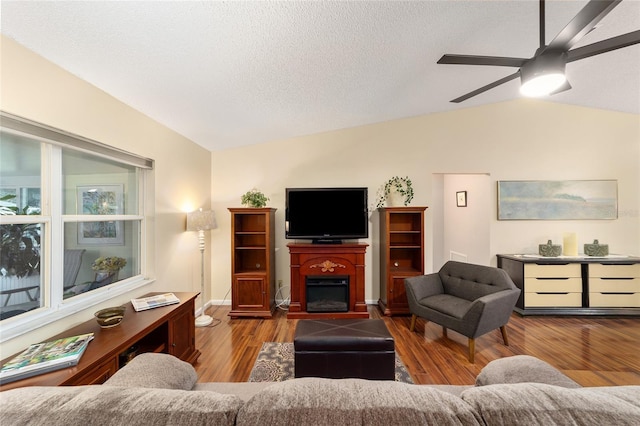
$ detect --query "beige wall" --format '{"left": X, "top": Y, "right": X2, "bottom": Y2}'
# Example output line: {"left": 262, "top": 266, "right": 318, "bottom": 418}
{"left": 1, "top": 36, "right": 212, "bottom": 356}
{"left": 2, "top": 34, "right": 639, "bottom": 355}
{"left": 212, "top": 101, "right": 640, "bottom": 305}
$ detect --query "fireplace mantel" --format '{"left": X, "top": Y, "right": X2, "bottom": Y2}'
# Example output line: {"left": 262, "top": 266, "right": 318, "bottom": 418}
{"left": 287, "top": 243, "right": 369, "bottom": 319}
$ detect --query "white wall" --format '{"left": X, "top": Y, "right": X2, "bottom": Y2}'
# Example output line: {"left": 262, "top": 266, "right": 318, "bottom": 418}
{"left": 1, "top": 36, "right": 212, "bottom": 357}
{"left": 211, "top": 101, "right": 640, "bottom": 305}
{"left": 440, "top": 173, "right": 491, "bottom": 268}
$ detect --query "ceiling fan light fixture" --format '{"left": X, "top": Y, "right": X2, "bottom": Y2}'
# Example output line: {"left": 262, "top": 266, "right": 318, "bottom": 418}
{"left": 520, "top": 73, "right": 566, "bottom": 97}
{"left": 519, "top": 51, "right": 567, "bottom": 97}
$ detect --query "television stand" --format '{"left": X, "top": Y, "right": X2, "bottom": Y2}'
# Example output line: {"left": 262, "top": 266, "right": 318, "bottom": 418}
{"left": 287, "top": 243, "right": 369, "bottom": 319}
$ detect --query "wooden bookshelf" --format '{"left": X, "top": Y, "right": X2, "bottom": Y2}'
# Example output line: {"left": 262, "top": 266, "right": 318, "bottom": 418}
{"left": 378, "top": 207, "right": 427, "bottom": 315}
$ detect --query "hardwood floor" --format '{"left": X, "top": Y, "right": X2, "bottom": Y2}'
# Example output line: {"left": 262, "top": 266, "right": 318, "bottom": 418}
{"left": 194, "top": 304, "right": 640, "bottom": 386}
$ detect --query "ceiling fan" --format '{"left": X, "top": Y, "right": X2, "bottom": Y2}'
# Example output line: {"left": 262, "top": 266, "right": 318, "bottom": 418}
{"left": 438, "top": 0, "right": 640, "bottom": 103}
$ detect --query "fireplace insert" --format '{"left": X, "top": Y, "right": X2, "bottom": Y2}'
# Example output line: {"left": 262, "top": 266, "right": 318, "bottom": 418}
{"left": 306, "top": 276, "right": 349, "bottom": 313}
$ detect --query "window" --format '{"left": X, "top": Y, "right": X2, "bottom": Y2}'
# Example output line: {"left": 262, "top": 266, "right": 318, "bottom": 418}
{"left": 0, "top": 112, "right": 153, "bottom": 342}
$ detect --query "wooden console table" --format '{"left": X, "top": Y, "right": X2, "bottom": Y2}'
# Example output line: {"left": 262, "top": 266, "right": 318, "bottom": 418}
{"left": 0, "top": 292, "right": 200, "bottom": 391}
{"left": 287, "top": 243, "right": 369, "bottom": 319}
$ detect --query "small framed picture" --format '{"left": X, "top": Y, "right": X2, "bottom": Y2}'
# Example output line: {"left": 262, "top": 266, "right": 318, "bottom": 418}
{"left": 456, "top": 191, "right": 467, "bottom": 207}
{"left": 77, "top": 184, "right": 124, "bottom": 245}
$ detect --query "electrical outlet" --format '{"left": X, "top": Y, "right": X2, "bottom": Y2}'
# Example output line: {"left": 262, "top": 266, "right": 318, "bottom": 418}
{"left": 278, "top": 280, "right": 283, "bottom": 289}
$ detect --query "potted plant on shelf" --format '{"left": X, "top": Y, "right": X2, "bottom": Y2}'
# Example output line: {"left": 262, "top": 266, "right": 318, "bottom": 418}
{"left": 241, "top": 188, "right": 270, "bottom": 208}
{"left": 375, "top": 176, "right": 414, "bottom": 208}
{"left": 92, "top": 256, "right": 127, "bottom": 283}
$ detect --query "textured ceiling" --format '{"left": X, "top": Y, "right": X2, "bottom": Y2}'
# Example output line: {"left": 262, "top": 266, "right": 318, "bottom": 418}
{"left": 1, "top": 1, "right": 639, "bottom": 152}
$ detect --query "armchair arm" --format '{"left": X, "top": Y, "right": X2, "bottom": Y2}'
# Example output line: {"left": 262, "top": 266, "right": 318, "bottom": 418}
{"left": 404, "top": 274, "right": 444, "bottom": 315}
{"left": 462, "top": 288, "right": 521, "bottom": 338}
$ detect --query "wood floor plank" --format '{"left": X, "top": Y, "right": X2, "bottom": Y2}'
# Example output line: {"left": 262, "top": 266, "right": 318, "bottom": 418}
{"left": 194, "top": 305, "right": 640, "bottom": 386}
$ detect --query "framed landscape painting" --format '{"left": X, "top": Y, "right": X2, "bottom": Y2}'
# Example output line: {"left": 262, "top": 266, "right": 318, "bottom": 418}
{"left": 497, "top": 180, "right": 617, "bottom": 220}
{"left": 77, "top": 184, "right": 124, "bottom": 245}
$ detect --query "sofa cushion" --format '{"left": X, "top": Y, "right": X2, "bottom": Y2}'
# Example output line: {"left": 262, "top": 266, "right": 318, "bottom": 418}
{"left": 103, "top": 352, "right": 197, "bottom": 390}
{"left": 236, "top": 377, "right": 482, "bottom": 426}
{"left": 476, "top": 355, "right": 581, "bottom": 388}
{"left": 0, "top": 385, "right": 243, "bottom": 426}
{"left": 194, "top": 382, "right": 276, "bottom": 402}
{"left": 461, "top": 383, "right": 640, "bottom": 426}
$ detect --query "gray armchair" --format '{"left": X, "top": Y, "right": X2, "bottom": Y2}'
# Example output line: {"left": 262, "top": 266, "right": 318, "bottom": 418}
{"left": 405, "top": 261, "right": 520, "bottom": 363}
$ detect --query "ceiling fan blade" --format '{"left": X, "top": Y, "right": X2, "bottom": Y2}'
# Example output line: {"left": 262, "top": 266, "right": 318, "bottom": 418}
{"left": 450, "top": 72, "right": 520, "bottom": 103}
{"left": 550, "top": 80, "right": 572, "bottom": 95}
{"left": 567, "top": 30, "right": 640, "bottom": 62}
{"left": 545, "top": 0, "right": 622, "bottom": 52}
{"left": 437, "top": 54, "right": 527, "bottom": 67}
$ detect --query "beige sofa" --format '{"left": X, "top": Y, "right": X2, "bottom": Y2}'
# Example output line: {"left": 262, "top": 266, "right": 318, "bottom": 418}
{"left": 1, "top": 353, "right": 639, "bottom": 425}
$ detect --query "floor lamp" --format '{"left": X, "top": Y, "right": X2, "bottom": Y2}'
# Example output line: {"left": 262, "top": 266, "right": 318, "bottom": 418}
{"left": 187, "top": 208, "right": 216, "bottom": 327}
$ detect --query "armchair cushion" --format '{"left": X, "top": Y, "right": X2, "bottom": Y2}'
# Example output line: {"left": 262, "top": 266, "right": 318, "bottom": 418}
{"left": 439, "top": 260, "right": 516, "bottom": 301}
{"left": 421, "top": 294, "right": 472, "bottom": 319}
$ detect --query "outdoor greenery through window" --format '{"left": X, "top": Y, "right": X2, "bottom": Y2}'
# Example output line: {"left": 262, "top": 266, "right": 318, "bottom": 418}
{"left": 0, "top": 114, "right": 152, "bottom": 340}
{"left": 0, "top": 136, "right": 43, "bottom": 319}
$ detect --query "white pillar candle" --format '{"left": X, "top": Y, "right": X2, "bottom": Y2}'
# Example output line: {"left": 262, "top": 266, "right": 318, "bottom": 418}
{"left": 563, "top": 232, "right": 578, "bottom": 256}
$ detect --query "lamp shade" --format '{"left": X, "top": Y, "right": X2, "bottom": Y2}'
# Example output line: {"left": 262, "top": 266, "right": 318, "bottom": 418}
{"left": 187, "top": 209, "right": 217, "bottom": 232}
{"left": 520, "top": 52, "right": 567, "bottom": 97}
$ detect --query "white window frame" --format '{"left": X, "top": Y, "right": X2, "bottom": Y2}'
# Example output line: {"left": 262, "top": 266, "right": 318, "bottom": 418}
{"left": 0, "top": 112, "right": 154, "bottom": 342}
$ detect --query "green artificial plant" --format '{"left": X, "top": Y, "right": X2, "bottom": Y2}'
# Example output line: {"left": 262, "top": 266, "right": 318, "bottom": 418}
{"left": 375, "top": 176, "right": 414, "bottom": 208}
{"left": 241, "top": 188, "right": 270, "bottom": 208}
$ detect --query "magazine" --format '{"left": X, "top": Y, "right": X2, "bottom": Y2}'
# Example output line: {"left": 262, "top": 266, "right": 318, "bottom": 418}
{"left": 131, "top": 292, "right": 180, "bottom": 312}
{"left": 0, "top": 333, "right": 94, "bottom": 385}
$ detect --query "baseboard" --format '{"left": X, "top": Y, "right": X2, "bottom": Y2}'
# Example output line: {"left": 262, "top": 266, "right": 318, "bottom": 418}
{"left": 195, "top": 299, "right": 230, "bottom": 316}
{"left": 197, "top": 299, "right": 379, "bottom": 316}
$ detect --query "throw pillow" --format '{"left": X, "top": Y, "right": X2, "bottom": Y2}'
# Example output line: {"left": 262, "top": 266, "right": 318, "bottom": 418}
{"left": 475, "top": 355, "right": 581, "bottom": 388}
{"left": 104, "top": 352, "right": 197, "bottom": 390}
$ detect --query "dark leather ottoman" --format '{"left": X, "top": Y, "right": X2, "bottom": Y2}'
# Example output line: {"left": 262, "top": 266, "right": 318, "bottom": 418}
{"left": 294, "top": 319, "right": 395, "bottom": 380}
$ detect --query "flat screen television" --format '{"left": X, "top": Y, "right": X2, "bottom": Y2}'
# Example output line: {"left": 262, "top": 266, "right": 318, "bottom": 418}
{"left": 285, "top": 187, "right": 368, "bottom": 243}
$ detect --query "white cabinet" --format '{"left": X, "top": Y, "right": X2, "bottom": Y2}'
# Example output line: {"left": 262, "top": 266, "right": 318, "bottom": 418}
{"left": 589, "top": 264, "right": 640, "bottom": 307}
{"left": 524, "top": 264, "right": 582, "bottom": 307}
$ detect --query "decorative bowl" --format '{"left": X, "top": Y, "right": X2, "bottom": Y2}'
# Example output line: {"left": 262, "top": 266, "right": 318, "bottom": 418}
{"left": 94, "top": 306, "right": 126, "bottom": 328}
{"left": 539, "top": 240, "right": 562, "bottom": 257}
{"left": 584, "top": 239, "right": 609, "bottom": 257}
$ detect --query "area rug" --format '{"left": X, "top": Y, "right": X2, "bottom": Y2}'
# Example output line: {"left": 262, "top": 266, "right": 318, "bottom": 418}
{"left": 248, "top": 342, "right": 414, "bottom": 383}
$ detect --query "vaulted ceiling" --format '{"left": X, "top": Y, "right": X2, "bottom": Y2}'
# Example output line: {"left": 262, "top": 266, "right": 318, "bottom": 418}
{"left": 2, "top": 1, "right": 639, "bottom": 151}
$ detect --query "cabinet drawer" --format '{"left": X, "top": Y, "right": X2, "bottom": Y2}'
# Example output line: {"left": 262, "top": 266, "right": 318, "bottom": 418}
{"left": 590, "top": 292, "right": 640, "bottom": 307}
{"left": 590, "top": 278, "right": 640, "bottom": 293}
{"left": 525, "top": 292, "right": 582, "bottom": 307}
{"left": 525, "top": 263, "right": 581, "bottom": 278}
{"left": 69, "top": 357, "right": 117, "bottom": 385}
{"left": 525, "top": 277, "right": 582, "bottom": 292}
{"left": 589, "top": 263, "right": 640, "bottom": 278}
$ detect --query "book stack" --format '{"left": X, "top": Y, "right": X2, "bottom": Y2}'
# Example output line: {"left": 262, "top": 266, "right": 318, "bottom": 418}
{"left": 130, "top": 292, "right": 180, "bottom": 312}
{"left": 0, "top": 333, "right": 94, "bottom": 384}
